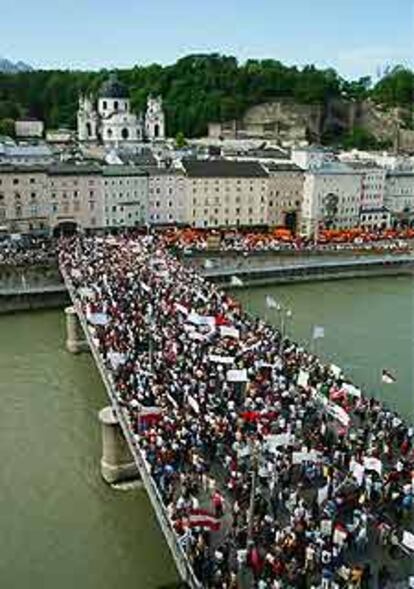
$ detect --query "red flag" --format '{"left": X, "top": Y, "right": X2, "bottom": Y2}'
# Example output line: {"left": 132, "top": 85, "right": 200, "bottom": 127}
{"left": 188, "top": 508, "right": 221, "bottom": 531}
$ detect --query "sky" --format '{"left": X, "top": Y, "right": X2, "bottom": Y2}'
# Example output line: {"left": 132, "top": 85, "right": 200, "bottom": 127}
{"left": 1, "top": 0, "right": 413, "bottom": 79}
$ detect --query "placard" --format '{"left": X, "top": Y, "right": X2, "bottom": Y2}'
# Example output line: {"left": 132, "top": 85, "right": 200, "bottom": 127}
{"left": 227, "top": 369, "right": 248, "bottom": 383}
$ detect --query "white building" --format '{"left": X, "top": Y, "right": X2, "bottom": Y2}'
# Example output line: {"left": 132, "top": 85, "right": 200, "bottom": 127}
{"left": 301, "top": 163, "right": 362, "bottom": 237}
{"left": 148, "top": 168, "right": 185, "bottom": 225}
{"left": 145, "top": 96, "right": 166, "bottom": 140}
{"left": 77, "top": 74, "right": 165, "bottom": 144}
{"left": 291, "top": 146, "right": 335, "bottom": 170}
{"left": 385, "top": 169, "right": 414, "bottom": 227}
{"left": 0, "top": 143, "right": 54, "bottom": 166}
{"left": 103, "top": 166, "right": 148, "bottom": 228}
{"left": 182, "top": 160, "right": 269, "bottom": 228}
{"left": 15, "top": 119, "right": 44, "bottom": 138}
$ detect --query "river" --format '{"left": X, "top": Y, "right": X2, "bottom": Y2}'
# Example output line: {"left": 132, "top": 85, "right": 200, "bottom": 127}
{"left": 235, "top": 275, "right": 414, "bottom": 421}
{"left": 0, "top": 310, "right": 178, "bottom": 589}
{"left": 0, "top": 276, "right": 412, "bottom": 587}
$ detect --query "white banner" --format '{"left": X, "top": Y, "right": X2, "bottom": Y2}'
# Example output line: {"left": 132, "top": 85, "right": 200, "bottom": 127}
{"left": 220, "top": 325, "right": 240, "bottom": 340}
{"left": 175, "top": 303, "right": 189, "bottom": 315}
{"left": 330, "top": 364, "right": 342, "bottom": 378}
{"left": 342, "top": 383, "right": 361, "bottom": 398}
{"left": 187, "top": 313, "right": 215, "bottom": 327}
{"left": 297, "top": 370, "right": 309, "bottom": 388}
{"left": 402, "top": 531, "right": 414, "bottom": 552}
{"left": 350, "top": 461, "right": 365, "bottom": 486}
{"left": 88, "top": 312, "right": 110, "bottom": 326}
{"left": 363, "top": 456, "right": 382, "bottom": 476}
{"left": 209, "top": 354, "right": 235, "bottom": 365}
{"left": 265, "top": 433, "right": 294, "bottom": 452}
{"left": 187, "top": 394, "right": 200, "bottom": 414}
{"left": 227, "top": 369, "right": 248, "bottom": 383}
{"left": 318, "top": 484, "right": 329, "bottom": 505}
{"left": 108, "top": 351, "right": 126, "bottom": 370}
{"left": 292, "top": 450, "right": 321, "bottom": 464}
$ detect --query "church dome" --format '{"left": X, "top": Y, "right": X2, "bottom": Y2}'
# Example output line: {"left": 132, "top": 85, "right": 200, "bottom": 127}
{"left": 99, "top": 74, "right": 129, "bottom": 99}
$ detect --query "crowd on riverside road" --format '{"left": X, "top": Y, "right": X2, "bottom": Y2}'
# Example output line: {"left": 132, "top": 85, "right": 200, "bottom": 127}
{"left": 167, "top": 228, "right": 414, "bottom": 255}
{"left": 59, "top": 234, "right": 414, "bottom": 589}
{"left": 0, "top": 236, "right": 57, "bottom": 266}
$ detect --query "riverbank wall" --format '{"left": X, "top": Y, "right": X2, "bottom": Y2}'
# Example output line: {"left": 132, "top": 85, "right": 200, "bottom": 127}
{"left": 0, "top": 286, "right": 69, "bottom": 314}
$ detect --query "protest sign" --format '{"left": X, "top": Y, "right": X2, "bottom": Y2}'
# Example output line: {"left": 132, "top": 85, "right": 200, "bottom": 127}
{"left": 227, "top": 369, "right": 248, "bottom": 383}
{"left": 220, "top": 326, "right": 240, "bottom": 340}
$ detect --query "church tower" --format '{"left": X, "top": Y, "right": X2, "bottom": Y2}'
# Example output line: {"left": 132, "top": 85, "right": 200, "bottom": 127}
{"left": 145, "top": 95, "right": 165, "bottom": 140}
{"left": 77, "top": 94, "right": 98, "bottom": 141}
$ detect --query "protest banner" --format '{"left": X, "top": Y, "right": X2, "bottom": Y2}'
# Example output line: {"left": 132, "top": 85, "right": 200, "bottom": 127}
{"left": 227, "top": 369, "right": 248, "bottom": 383}
{"left": 209, "top": 354, "right": 235, "bottom": 365}
{"left": 363, "top": 456, "right": 382, "bottom": 476}
{"left": 342, "top": 383, "right": 361, "bottom": 398}
{"left": 297, "top": 370, "right": 309, "bottom": 388}
{"left": 265, "top": 433, "right": 294, "bottom": 452}
{"left": 292, "top": 450, "right": 321, "bottom": 464}
{"left": 220, "top": 326, "right": 240, "bottom": 340}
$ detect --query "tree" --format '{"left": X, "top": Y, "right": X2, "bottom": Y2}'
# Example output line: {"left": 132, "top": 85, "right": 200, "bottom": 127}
{"left": 175, "top": 131, "right": 186, "bottom": 148}
{"left": 0, "top": 118, "right": 15, "bottom": 137}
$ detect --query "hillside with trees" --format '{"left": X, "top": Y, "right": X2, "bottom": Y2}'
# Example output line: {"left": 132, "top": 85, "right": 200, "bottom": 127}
{"left": 0, "top": 54, "right": 412, "bottom": 141}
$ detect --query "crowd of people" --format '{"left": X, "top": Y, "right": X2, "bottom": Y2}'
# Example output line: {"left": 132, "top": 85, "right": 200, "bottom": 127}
{"left": 166, "top": 228, "right": 414, "bottom": 256}
{"left": 0, "top": 236, "right": 57, "bottom": 266}
{"left": 59, "top": 234, "right": 414, "bottom": 589}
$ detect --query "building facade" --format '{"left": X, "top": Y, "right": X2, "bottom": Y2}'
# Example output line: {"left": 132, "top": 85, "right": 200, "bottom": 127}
{"left": 103, "top": 166, "right": 148, "bottom": 228}
{"left": 15, "top": 119, "right": 44, "bottom": 139}
{"left": 182, "top": 160, "right": 269, "bottom": 228}
{"left": 265, "top": 162, "right": 304, "bottom": 232}
{"left": 148, "top": 168, "right": 185, "bottom": 225}
{"left": 77, "top": 74, "right": 165, "bottom": 144}
{"left": 0, "top": 165, "right": 49, "bottom": 233}
{"left": 48, "top": 164, "right": 104, "bottom": 233}
{"left": 385, "top": 170, "right": 414, "bottom": 227}
{"left": 301, "top": 163, "right": 362, "bottom": 237}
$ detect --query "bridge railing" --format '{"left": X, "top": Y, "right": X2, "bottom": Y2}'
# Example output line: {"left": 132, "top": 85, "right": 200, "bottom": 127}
{"left": 63, "top": 272, "right": 202, "bottom": 589}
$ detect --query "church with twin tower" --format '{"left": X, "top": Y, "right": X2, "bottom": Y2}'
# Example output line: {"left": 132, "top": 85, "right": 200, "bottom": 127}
{"left": 77, "top": 73, "right": 165, "bottom": 143}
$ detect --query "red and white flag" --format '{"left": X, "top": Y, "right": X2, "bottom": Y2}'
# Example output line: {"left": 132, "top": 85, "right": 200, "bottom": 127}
{"left": 188, "top": 508, "right": 221, "bottom": 531}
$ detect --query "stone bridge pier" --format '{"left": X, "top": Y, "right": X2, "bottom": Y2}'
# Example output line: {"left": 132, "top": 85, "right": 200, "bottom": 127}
{"left": 64, "top": 306, "right": 89, "bottom": 353}
{"left": 99, "top": 406, "right": 139, "bottom": 484}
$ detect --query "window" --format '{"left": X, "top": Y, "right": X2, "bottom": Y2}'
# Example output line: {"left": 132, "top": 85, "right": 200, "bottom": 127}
{"left": 114, "top": 101, "right": 119, "bottom": 111}
{"left": 103, "top": 101, "right": 107, "bottom": 110}
{"left": 13, "top": 178, "right": 19, "bottom": 185}
{"left": 30, "top": 178, "right": 36, "bottom": 184}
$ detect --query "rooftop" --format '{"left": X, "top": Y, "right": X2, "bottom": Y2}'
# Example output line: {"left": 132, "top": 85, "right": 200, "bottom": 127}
{"left": 183, "top": 159, "right": 268, "bottom": 178}
{"left": 265, "top": 162, "right": 303, "bottom": 173}
{"left": 98, "top": 73, "right": 128, "bottom": 99}
{"left": 103, "top": 165, "right": 147, "bottom": 177}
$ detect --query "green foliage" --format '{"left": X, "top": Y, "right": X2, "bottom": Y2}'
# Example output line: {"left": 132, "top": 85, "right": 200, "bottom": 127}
{"left": 339, "top": 127, "right": 392, "bottom": 151}
{"left": 175, "top": 131, "right": 186, "bottom": 148}
{"left": 0, "top": 55, "right": 411, "bottom": 139}
{"left": 0, "top": 117, "right": 15, "bottom": 137}
{"left": 372, "top": 66, "right": 414, "bottom": 106}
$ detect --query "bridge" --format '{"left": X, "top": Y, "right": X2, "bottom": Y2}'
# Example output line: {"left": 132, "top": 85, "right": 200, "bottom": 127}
{"left": 62, "top": 276, "right": 201, "bottom": 589}
{"left": 56, "top": 236, "right": 414, "bottom": 589}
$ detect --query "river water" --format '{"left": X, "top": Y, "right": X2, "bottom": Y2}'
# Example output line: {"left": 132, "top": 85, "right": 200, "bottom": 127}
{"left": 0, "top": 310, "right": 178, "bottom": 589}
{"left": 0, "top": 276, "right": 412, "bottom": 588}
